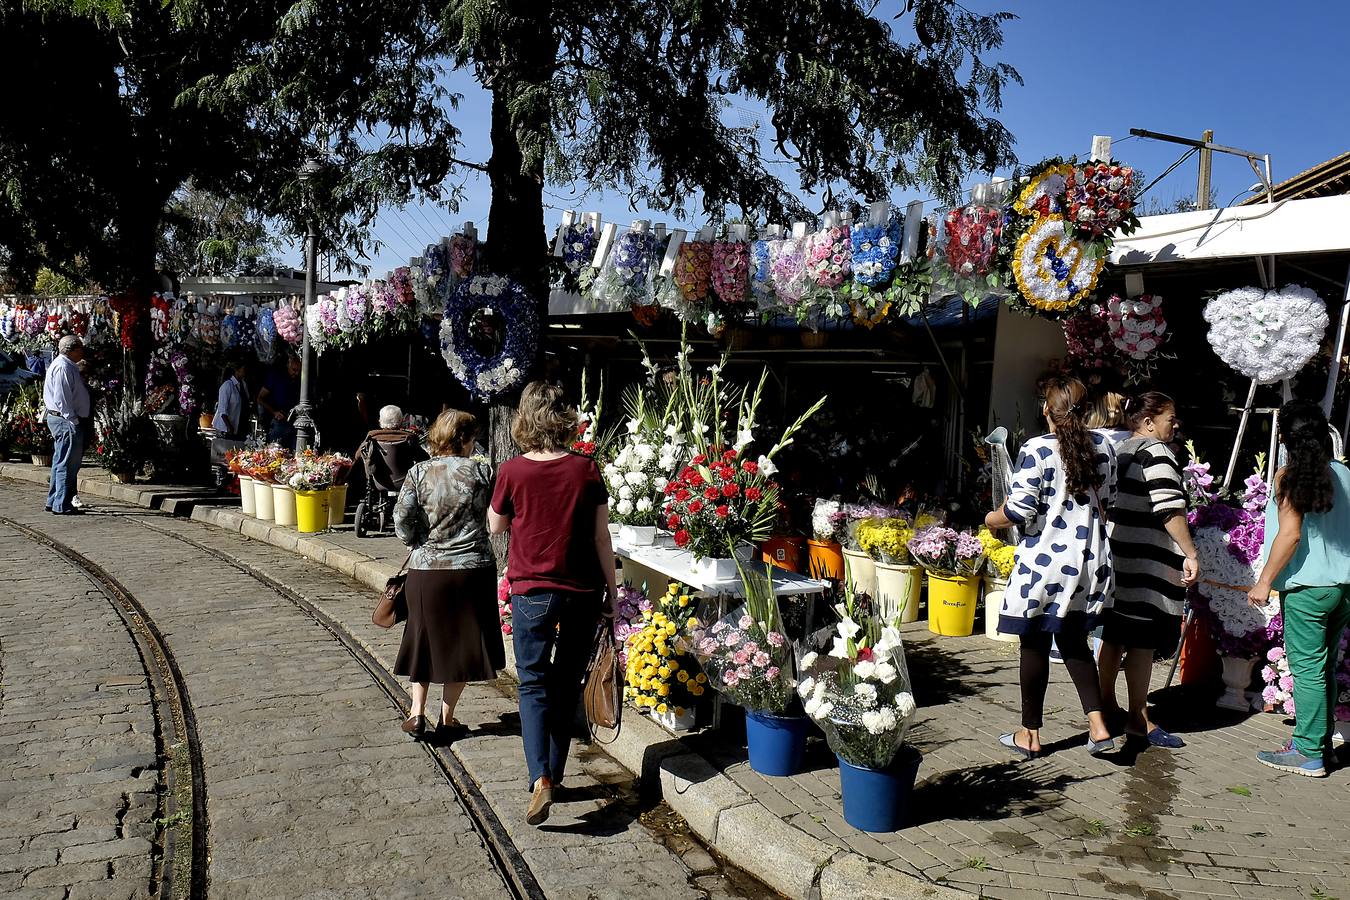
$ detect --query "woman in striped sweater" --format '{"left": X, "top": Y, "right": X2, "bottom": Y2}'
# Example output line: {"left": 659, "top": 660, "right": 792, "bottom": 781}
{"left": 1099, "top": 392, "right": 1199, "bottom": 748}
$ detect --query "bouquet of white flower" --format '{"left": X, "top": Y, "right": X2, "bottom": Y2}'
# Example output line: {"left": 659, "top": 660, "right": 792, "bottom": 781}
{"left": 603, "top": 435, "right": 670, "bottom": 527}
{"left": 797, "top": 587, "right": 918, "bottom": 769}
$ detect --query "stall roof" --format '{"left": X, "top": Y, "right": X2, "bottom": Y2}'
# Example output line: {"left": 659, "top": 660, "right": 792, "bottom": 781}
{"left": 181, "top": 275, "right": 344, "bottom": 296}
{"left": 1239, "top": 151, "right": 1350, "bottom": 205}
{"left": 1109, "top": 194, "right": 1350, "bottom": 268}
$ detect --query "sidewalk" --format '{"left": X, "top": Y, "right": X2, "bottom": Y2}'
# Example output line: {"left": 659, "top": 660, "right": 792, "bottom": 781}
{"left": 7, "top": 462, "right": 1349, "bottom": 900}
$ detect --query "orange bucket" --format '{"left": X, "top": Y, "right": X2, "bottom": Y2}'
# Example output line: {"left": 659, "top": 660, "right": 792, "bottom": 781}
{"left": 807, "top": 539, "right": 844, "bottom": 581}
{"left": 1178, "top": 616, "right": 1220, "bottom": 685}
{"left": 761, "top": 536, "right": 806, "bottom": 573}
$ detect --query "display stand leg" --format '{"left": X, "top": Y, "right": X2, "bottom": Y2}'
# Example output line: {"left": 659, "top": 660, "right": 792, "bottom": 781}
{"left": 1223, "top": 380, "right": 1259, "bottom": 491}
{"left": 1163, "top": 608, "right": 1194, "bottom": 691}
{"left": 1322, "top": 261, "right": 1350, "bottom": 417}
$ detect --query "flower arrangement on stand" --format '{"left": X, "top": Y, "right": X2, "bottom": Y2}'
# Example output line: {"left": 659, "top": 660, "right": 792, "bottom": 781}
{"left": 591, "top": 224, "right": 658, "bottom": 309}
{"left": 691, "top": 561, "right": 801, "bottom": 772}
{"left": 1, "top": 384, "right": 53, "bottom": 461}
{"left": 93, "top": 389, "right": 156, "bottom": 481}
{"left": 655, "top": 330, "right": 825, "bottom": 572}
{"left": 797, "top": 584, "right": 920, "bottom": 831}
{"left": 908, "top": 526, "right": 985, "bottom": 637}
{"left": 625, "top": 582, "right": 706, "bottom": 731}
{"left": 439, "top": 275, "right": 539, "bottom": 401}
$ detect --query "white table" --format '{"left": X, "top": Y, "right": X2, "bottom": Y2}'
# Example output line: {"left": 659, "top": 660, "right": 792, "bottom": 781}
{"left": 611, "top": 539, "right": 830, "bottom": 597}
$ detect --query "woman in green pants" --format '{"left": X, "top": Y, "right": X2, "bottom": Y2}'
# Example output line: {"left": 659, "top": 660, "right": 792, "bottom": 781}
{"left": 1248, "top": 400, "right": 1350, "bottom": 778}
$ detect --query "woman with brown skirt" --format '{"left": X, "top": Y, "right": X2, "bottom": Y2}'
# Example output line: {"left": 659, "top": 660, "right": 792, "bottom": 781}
{"left": 392, "top": 408, "right": 503, "bottom": 741}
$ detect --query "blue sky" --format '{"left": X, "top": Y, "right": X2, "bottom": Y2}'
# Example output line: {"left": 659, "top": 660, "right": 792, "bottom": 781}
{"left": 339, "top": 1, "right": 1349, "bottom": 277}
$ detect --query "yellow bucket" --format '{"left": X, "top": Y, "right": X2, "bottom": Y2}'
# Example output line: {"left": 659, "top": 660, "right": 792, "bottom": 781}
{"left": 927, "top": 573, "right": 979, "bottom": 636}
{"left": 294, "top": 489, "right": 330, "bottom": 534}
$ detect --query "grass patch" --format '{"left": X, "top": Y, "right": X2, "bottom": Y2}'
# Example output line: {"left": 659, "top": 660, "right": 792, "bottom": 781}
{"left": 963, "top": 857, "right": 992, "bottom": 872}
{"left": 1084, "top": 820, "right": 1109, "bottom": 837}
{"left": 1191, "top": 823, "right": 1207, "bottom": 832}
{"left": 1123, "top": 822, "right": 1157, "bottom": 838}
{"left": 1226, "top": 785, "right": 1252, "bottom": 797}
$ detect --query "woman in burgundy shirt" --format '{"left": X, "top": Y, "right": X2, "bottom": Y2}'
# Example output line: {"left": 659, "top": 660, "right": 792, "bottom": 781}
{"left": 489, "top": 382, "right": 618, "bottom": 826}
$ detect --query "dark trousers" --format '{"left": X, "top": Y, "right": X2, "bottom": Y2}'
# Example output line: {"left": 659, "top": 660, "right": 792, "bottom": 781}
{"left": 510, "top": 590, "right": 600, "bottom": 788}
{"left": 1019, "top": 629, "right": 1104, "bottom": 729}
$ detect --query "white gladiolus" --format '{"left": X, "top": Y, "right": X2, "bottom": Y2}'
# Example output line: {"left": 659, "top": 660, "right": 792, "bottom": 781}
{"left": 829, "top": 636, "right": 851, "bottom": 659}
{"left": 757, "top": 455, "right": 777, "bottom": 478}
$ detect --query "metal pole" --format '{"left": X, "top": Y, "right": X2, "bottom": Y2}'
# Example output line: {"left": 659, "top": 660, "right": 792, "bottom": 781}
{"left": 293, "top": 222, "right": 318, "bottom": 452}
{"left": 1321, "top": 261, "right": 1350, "bottom": 418}
{"left": 1223, "top": 379, "right": 1259, "bottom": 491}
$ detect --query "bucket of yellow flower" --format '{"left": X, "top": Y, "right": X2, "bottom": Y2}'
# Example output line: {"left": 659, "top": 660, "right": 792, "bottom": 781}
{"left": 623, "top": 583, "right": 706, "bottom": 734}
{"left": 691, "top": 559, "right": 804, "bottom": 776}
{"left": 977, "top": 527, "right": 1018, "bottom": 642}
{"left": 858, "top": 516, "right": 921, "bottom": 624}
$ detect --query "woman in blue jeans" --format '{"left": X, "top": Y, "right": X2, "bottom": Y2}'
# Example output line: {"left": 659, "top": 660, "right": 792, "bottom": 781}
{"left": 489, "top": 382, "right": 618, "bottom": 825}
{"left": 1249, "top": 400, "right": 1350, "bottom": 777}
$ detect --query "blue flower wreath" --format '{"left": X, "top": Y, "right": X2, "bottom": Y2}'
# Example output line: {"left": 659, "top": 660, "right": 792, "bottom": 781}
{"left": 439, "top": 274, "right": 539, "bottom": 401}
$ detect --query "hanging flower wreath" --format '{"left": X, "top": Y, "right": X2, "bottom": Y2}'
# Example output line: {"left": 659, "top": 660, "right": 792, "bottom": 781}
{"left": 769, "top": 237, "right": 808, "bottom": 303}
{"left": 750, "top": 239, "right": 774, "bottom": 308}
{"left": 68, "top": 309, "right": 88, "bottom": 338}
{"left": 0, "top": 303, "right": 15, "bottom": 340}
{"left": 1065, "top": 162, "right": 1139, "bottom": 241}
{"left": 1011, "top": 215, "right": 1103, "bottom": 313}
{"left": 561, "top": 222, "right": 598, "bottom": 275}
{"left": 449, "top": 234, "right": 477, "bottom": 279}
{"left": 169, "top": 297, "right": 196, "bottom": 345}
{"left": 439, "top": 275, "right": 539, "bottom": 400}
{"left": 806, "top": 226, "right": 851, "bottom": 289}
{"left": 1063, "top": 304, "right": 1120, "bottom": 371}
{"left": 108, "top": 296, "right": 141, "bottom": 350}
{"left": 710, "top": 239, "right": 750, "bottom": 305}
{"left": 1013, "top": 163, "right": 1073, "bottom": 218}
{"left": 1203, "top": 285, "right": 1328, "bottom": 384}
{"left": 149, "top": 293, "right": 172, "bottom": 343}
{"left": 943, "top": 204, "right": 1003, "bottom": 279}
{"left": 144, "top": 346, "right": 198, "bottom": 416}
{"left": 45, "top": 309, "right": 63, "bottom": 341}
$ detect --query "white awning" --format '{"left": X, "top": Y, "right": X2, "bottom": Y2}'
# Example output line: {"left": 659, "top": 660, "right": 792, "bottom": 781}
{"left": 1110, "top": 194, "right": 1350, "bottom": 267}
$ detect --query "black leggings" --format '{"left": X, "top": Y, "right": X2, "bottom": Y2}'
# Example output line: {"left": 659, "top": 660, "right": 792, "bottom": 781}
{"left": 1020, "top": 629, "right": 1104, "bottom": 730}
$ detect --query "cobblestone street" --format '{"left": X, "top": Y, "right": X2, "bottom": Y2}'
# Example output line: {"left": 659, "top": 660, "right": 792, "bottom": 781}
{"left": 3, "top": 475, "right": 1350, "bottom": 900}
{"left": 0, "top": 479, "right": 760, "bottom": 900}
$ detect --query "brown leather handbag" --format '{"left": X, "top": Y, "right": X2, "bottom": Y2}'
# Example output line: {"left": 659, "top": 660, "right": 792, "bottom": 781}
{"left": 583, "top": 616, "right": 622, "bottom": 738}
{"left": 373, "top": 554, "right": 411, "bottom": 629}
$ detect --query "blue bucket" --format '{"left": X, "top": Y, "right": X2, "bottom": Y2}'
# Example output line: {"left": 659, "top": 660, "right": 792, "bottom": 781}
{"left": 837, "top": 747, "right": 923, "bottom": 832}
{"left": 744, "top": 710, "right": 809, "bottom": 777}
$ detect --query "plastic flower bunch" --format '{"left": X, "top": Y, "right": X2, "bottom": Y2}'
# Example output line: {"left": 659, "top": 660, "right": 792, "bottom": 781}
{"left": 1260, "top": 645, "right": 1295, "bottom": 715}
{"left": 849, "top": 219, "right": 900, "bottom": 288}
{"left": 1107, "top": 294, "right": 1166, "bottom": 359}
{"left": 624, "top": 585, "right": 706, "bottom": 718}
{"left": 906, "top": 526, "right": 985, "bottom": 578}
{"left": 811, "top": 498, "right": 848, "bottom": 544}
{"left": 857, "top": 516, "right": 915, "bottom": 565}
{"left": 497, "top": 576, "right": 512, "bottom": 636}
{"left": 690, "top": 562, "right": 794, "bottom": 714}
{"left": 710, "top": 239, "right": 750, "bottom": 306}
{"left": 1182, "top": 443, "right": 1219, "bottom": 512}
{"left": 942, "top": 204, "right": 1003, "bottom": 279}
{"left": 273, "top": 304, "right": 302, "bottom": 345}
{"left": 602, "top": 432, "right": 669, "bottom": 527}
{"left": 612, "top": 584, "right": 654, "bottom": 668}
{"left": 673, "top": 241, "right": 713, "bottom": 304}
{"left": 769, "top": 236, "right": 809, "bottom": 303}
{"left": 613, "top": 228, "right": 657, "bottom": 290}
{"left": 805, "top": 226, "right": 851, "bottom": 289}
{"left": 750, "top": 239, "right": 774, "bottom": 309}
{"left": 1064, "top": 162, "right": 1138, "bottom": 241}
{"left": 449, "top": 234, "right": 476, "bottom": 279}
{"left": 796, "top": 583, "right": 917, "bottom": 769}
{"left": 976, "top": 526, "right": 1015, "bottom": 580}
{"left": 1203, "top": 285, "right": 1328, "bottom": 384}
{"left": 149, "top": 293, "right": 172, "bottom": 343}
{"left": 841, "top": 503, "right": 899, "bottom": 551}
{"left": 561, "top": 221, "right": 598, "bottom": 274}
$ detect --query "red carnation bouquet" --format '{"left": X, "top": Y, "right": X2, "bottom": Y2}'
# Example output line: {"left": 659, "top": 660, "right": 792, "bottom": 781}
{"left": 662, "top": 447, "right": 780, "bottom": 559}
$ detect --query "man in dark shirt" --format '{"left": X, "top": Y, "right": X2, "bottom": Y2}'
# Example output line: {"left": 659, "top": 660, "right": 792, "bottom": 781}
{"left": 257, "top": 354, "right": 301, "bottom": 449}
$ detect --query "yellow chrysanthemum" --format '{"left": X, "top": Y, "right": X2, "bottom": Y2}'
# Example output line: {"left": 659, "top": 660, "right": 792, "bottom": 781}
{"left": 676, "top": 670, "right": 690, "bottom": 683}
{"left": 657, "top": 684, "right": 671, "bottom": 697}
{"left": 667, "top": 659, "right": 679, "bottom": 672}
{"left": 657, "top": 703, "right": 669, "bottom": 714}
{"left": 690, "top": 685, "right": 704, "bottom": 697}
{"left": 696, "top": 673, "right": 708, "bottom": 684}
{"left": 674, "top": 707, "right": 686, "bottom": 717}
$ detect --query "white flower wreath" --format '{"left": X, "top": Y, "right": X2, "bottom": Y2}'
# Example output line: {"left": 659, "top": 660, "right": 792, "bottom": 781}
{"left": 1193, "top": 526, "right": 1280, "bottom": 636}
{"left": 1203, "top": 285, "right": 1328, "bottom": 383}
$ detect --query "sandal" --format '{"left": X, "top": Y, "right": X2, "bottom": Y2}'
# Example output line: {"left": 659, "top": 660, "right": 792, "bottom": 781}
{"left": 1000, "top": 732, "right": 1038, "bottom": 760}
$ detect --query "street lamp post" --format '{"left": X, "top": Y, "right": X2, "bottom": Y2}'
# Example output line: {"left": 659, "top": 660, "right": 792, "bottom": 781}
{"left": 293, "top": 158, "right": 322, "bottom": 452}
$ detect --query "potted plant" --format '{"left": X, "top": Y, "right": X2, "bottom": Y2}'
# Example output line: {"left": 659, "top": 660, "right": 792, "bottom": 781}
{"left": 624, "top": 582, "right": 707, "bottom": 732}
{"left": 691, "top": 557, "right": 803, "bottom": 775}
{"left": 808, "top": 498, "right": 848, "bottom": 581}
{"left": 93, "top": 390, "right": 156, "bottom": 483}
{"left": 841, "top": 504, "right": 888, "bottom": 599}
{"left": 858, "top": 515, "right": 921, "bottom": 624}
{"left": 976, "top": 526, "right": 1017, "bottom": 642}
{"left": 907, "top": 525, "right": 985, "bottom": 637}
{"left": 245, "top": 447, "right": 290, "bottom": 521}
{"left": 3, "top": 384, "right": 54, "bottom": 466}
{"left": 603, "top": 429, "right": 670, "bottom": 545}
{"left": 286, "top": 451, "right": 334, "bottom": 533}
{"left": 324, "top": 452, "right": 354, "bottom": 527}
{"left": 797, "top": 587, "right": 921, "bottom": 832}
{"left": 272, "top": 456, "right": 300, "bottom": 527}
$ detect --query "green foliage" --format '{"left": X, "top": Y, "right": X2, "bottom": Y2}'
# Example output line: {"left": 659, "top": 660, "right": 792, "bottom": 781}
{"left": 158, "top": 185, "right": 280, "bottom": 278}
{"left": 0, "top": 384, "right": 54, "bottom": 456}
{"left": 93, "top": 389, "right": 157, "bottom": 475}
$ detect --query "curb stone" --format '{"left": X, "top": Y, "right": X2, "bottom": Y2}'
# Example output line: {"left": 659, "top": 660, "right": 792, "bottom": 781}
{"left": 0, "top": 462, "right": 974, "bottom": 900}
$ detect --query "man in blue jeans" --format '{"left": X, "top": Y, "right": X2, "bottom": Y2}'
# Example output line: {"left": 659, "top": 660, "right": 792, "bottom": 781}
{"left": 43, "top": 335, "right": 91, "bottom": 515}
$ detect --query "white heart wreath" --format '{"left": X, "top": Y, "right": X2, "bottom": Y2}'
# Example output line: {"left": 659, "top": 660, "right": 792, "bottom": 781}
{"left": 1203, "top": 285, "right": 1327, "bottom": 383}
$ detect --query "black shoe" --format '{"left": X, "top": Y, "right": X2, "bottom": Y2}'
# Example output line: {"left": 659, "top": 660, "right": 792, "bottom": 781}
{"left": 436, "top": 719, "right": 468, "bottom": 743}
{"left": 52, "top": 508, "right": 85, "bottom": 516}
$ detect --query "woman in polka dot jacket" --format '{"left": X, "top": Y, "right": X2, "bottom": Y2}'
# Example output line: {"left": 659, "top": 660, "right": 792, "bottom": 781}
{"left": 986, "top": 374, "right": 1118, "bottom": 759}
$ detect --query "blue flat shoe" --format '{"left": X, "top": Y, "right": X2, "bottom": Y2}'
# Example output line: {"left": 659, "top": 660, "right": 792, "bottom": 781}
{"left": 1146, "top": 728, "right": 1185, "bottom": 749}
{"left": 1085, "top": 735, "right": 1115, "bottom": 755}
{"left": 1000, "top": 732, "right": 1038, "bottom": 760}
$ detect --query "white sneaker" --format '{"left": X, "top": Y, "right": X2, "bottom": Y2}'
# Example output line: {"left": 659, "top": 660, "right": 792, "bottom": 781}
{"left": 71, "top": 496, "right": 86, "bottom": 510}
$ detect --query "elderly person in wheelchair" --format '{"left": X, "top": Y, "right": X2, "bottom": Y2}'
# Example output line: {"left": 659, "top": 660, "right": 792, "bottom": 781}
{"left": 353, "top": 405, "right": 429, "bottom": 537}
